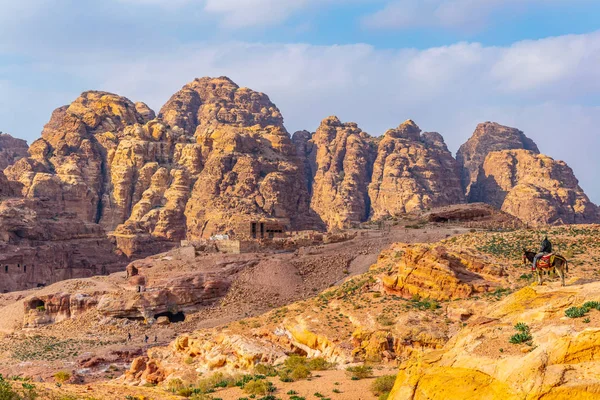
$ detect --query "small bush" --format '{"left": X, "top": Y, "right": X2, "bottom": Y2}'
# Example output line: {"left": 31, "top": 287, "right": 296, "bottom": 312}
{"left": 565, "top": 307, "right": 588, "bottom": 318}
{"left": 243, "top": 380, "right": 274, "bottom": 396}
{"left": 284, "top": 355, "right": 307, "bottom": 369}
{"left": 378, "top": 394, "right": 390, "bottom": 400}
{"left": 509, "top": 332, "right": 532, "bottom": 344}
{"left": 346, "top": 365, "right": 373, "bottom": 380}
{"left": 0, "top": 377, "right": 18, "bottom": 400}
{"left": 166, "top": 378, "right": 185, "bottom": 393}
{"left": 514, "top": 322, "right": 530, "bottom": 333}
{"left": 583, "top": 301, "right": 600, "bottom": 311}
{"left": 53, "top": 371, "right": 71, "bottom": 384}
{"left": 254, "top": 364, "right": 277, "bottom": 377}
{"left": 370, "top": 375, "right": 396, "bottom": 396}
{"left": 307, "top": 358, "right": 333, "bottom": 371}
{"left": 177, "top": 387, "right": 195, "bottom": 397}
{"left": 289, "top": 365, "right": 311, "bottom": 381}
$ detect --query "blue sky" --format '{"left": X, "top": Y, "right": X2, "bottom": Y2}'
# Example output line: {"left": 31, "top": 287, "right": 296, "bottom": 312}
{"left": 1, "top": 0, "right": 600, "bottom": 201}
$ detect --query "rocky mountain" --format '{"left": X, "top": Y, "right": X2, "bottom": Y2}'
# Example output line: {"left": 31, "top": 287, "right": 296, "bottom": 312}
{"left": 0, "top": 133, "right": 28, "bottom": 171}
{"left": 1, "top": 77, "right": 600, "bottom": 292}
{"left": 369, "top": 121, "right": 465, "bottom": 219}
{"left": 469, "top": 149, "right": 600, "bottom": 225}
{"left": 456, "top": 122, "right": 540, "bottom": 197}
{"left": 295, "top": 118, "right": 465, "bottom": 230}
{"left": 301, "top": 116, "right": 376, "bottom": 230}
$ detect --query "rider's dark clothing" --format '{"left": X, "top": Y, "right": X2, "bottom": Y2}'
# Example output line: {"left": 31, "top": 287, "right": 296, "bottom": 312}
{"left": 533, "top": 237, "right": 552, "bottom": 271}
{"left": 539, "top": 238, "right": 552, "bottom": 253}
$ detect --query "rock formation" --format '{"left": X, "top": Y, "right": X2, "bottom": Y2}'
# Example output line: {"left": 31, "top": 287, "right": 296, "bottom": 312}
{"left": 369, "top": 121, "right": 465, "bottom": 218}
{"left": 456, "top": 122, "right": 539, "bottom": 197}
{"left": 168, "top": 77, "right": 318, "bottom": 238}
{"left": 0, "top": 133, "right": 28, "bottom": 170}
{"left": 468, "top": 150, "right": 599, "bottom": 225}
{"left": 0, "top": 197, "right": 128, "bottom": 293}
{"left": 389, "top": 282, "right": 600, "bottom": 399}
{"left": 303, "top": 117, "right": 375, "bottom": 229}
{"left": 380, "top": 243, "right": 505, "bottom": 301}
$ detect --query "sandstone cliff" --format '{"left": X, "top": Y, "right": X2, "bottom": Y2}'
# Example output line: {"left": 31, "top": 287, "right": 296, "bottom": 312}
{"left": 0, "top": 133, "right": 28, "bottom": 170}
{"left": 304, "top": 117, "right": 375, "bottom": 230}
{"left": 369, "top": 121, "right": 464, "bottom": 218}
{"left": 165, "top": 77, "right": 318, "bottom": 238}
{"left": 456, "top": 122, "right": 539, "bottom": 197}
{"left": 389, "top": 282, "right": 600, "bottom": 399}
{"left": 469, "top": 150, "right": 599, "bottom": 225}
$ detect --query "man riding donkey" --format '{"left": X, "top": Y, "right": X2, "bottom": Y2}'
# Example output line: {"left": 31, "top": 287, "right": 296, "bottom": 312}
{"left": 532, "top": 236, "right": 553, "bottom": 272}
{"left": 524, "top": 236, "right": 568, "bottom": 286}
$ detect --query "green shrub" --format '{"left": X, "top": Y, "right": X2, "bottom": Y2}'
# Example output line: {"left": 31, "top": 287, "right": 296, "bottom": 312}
{"left": 254, "top": 364, "right": 277, "bottom": 377}
{"left": 565, "top": 307, "right": 588, "bottom": 318}
{"left": 307, "top": 358, "right": 333, "bottom": 371}
{"left": 177, "top": 387, "right": 195, "bottom": 397}
{"left": 346, "top": 365, "right": 373, "bottom": 380}
{"left": 243, "top": 380, "right": 274, "bottom": 396}
{"left": 0, "top": 377, "right": 19, "bottom": 400}
{"left": 53, "top": 371, "right": 71, "bottom": 384}
{"left": 583, "top": 301, "right": 600, "bottom": 311}
{"left": 378, "top": 394, "right": 390, "bottom": 400}
{"left": 166, "top": 378, "right": 185, "bottom": 393}
{"left": 509, "top": 332, "right": 532, "bottom": 344}
{"left": 514, "top": 322, "right": 530, "bottom": 333}
{"left": 284, "top": 355, "right": 307, "bottom": 369}
{"left": 370, "top": 375, "right": 396, "bottom": 396}
{"left": 289, "top": 365, "right": 311, "bottom": 381}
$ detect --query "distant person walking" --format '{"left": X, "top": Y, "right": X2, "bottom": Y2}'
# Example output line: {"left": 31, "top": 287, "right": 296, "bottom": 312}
{"left": 144, "top": 334, "right": 149, "bottom": 344}
{"left": 127, "top": 333, "right": 131, "bottom": 342}
{"left": 154, "top": 335, "right": 158, "bottom": 343}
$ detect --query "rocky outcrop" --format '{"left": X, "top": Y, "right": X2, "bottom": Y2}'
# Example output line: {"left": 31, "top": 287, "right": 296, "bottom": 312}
{"left": 389, "top": 282, "right": 600, "bottom": 399}
{"left": 456, "top": 122, "right": 539, "bottom": 197}
{"left": 96, "top": 269, "right": 233, "bottom": 320}
{"left": 469, "top": 150, "right": 600, "bottom": 225}
{"left": 0, "top": 197, "right": 128, "bottom": 293}
{"left": 174, "top": 77, "right": 318, "bottom": 238}
{"left": 23, "top": 293, "right": 99, "bottom": 328}
{"left": 380, "top": 243, "right": 505, "bottom": 301}
{"left": 369, "top": 121, "right": 464, "bottom": 218}
{"left": 305, "top": 117, "right": 375, "bottom": 229}
{"left": 0, "top": 133, "right": 28, "bottom": 170}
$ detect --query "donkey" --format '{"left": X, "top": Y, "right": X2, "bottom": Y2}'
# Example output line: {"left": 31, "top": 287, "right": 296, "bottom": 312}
{"left": 523, "top": 250, "right": 568, "bottom": 286}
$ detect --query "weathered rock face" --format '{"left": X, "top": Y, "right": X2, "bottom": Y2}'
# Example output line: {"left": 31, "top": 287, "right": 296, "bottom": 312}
{"left": 172, "top": 78, "right": 318, "bottom": 238}
{"left": 389, "top": 282, "right": 600, "bottom": 400}
{"left": 380, "top": 243, "right": 505, "bottom": 301}
{"left": 369, "top": 121, "right": 465, "bottom": 218}
{"left": 305, "top": 117, "right": 375, "bottom": 229}
{"left": 468, "top": 150, "right": 600, "bottom": 226}
{"left": 0, "top": 133, "right": 28, "bottom": 170}
{"left": 456, "top": 122, "right": 539, "bottom": 197}
{"left": 0, "top": 197, "right": 128, "bottom": 293}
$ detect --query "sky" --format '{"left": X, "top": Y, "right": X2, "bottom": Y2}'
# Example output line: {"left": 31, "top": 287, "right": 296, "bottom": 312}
{"left": 1, "top": 0, "right": 600, "bottom": 201}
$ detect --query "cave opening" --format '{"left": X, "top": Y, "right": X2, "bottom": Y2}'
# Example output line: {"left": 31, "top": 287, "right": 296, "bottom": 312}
{"left": 154, "top": 311, "right": 186, "bottom": 323}
{"left": 29, "top": 299, "right": 45, "bottom": 311}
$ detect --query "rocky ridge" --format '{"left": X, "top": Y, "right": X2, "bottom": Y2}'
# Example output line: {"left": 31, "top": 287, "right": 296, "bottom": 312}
{"left": 469, "top": 149, "right": 599, "bottom": 225}
{"left": 1, "top": 77, "right": 599, "bottom": 293}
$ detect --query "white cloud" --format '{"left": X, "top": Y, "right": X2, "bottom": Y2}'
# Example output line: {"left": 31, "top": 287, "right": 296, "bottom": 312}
{"left": 2, "top": 32, "right": 600, "bottom": 201}
{"left": 363, "top": 0, "right": 588, "bottom": 30}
